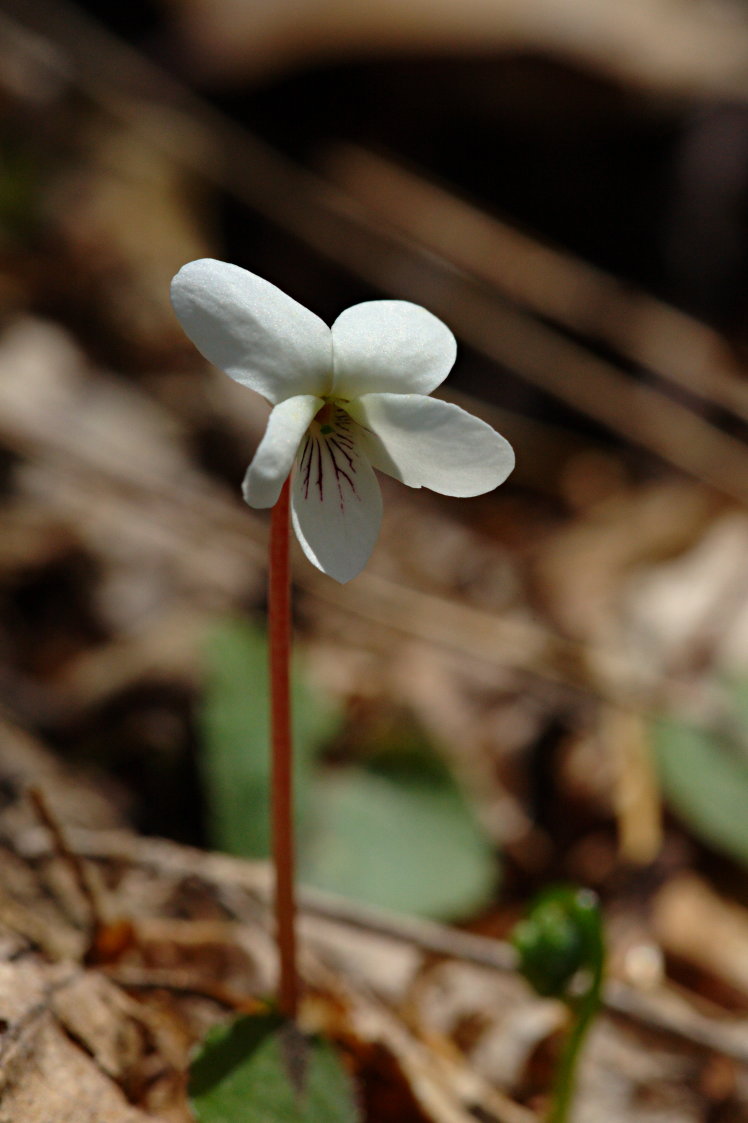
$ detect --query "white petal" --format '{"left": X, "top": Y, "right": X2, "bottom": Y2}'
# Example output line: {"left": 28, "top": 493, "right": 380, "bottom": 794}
{"left": 171, "top": 259, "right": 332, "bottom": 404}
{"left": 242, "top": 395, "right": 323, "bottom": 508}
{"left": 348, "top": 393, "right": 515, "bottom": 496}
{"left": 291, "top": 429, "right": 382, "bottom": 583}
{"left": 331, "top": 300, "right": 456, "bottom": 398}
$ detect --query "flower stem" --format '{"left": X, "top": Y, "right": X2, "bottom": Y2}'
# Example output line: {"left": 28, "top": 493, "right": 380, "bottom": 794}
{"left": 269, "top": 476, "right": 298, "bottom": 1020}
{"left": 547, "top": 956, "right": 603, "bottom": 1123}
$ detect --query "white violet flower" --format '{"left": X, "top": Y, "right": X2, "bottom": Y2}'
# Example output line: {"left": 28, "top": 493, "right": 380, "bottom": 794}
{"left": 171, "top": 259, "right": 515, "bottom": 583}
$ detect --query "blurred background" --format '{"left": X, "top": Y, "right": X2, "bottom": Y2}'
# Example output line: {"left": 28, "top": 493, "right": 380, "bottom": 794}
{"left": 3, "top": 0, "right": 748, "bottom": 1113}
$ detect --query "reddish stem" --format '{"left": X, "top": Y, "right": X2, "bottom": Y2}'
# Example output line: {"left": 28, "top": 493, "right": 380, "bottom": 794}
{"left": 268, "top": 476, "right": 298, "bottom": 1019}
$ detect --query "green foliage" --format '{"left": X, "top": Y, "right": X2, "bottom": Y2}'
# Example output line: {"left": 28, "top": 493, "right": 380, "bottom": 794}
{"left": 199, "top": 620, "right": 497, "bottom": 919}
{"left": 189, "top": 1011, "right": 361, "bottom": 1123}
{"left": 303, "top": 742, "right": 497, "bottom": 920}
{"left": 199, "top": 620, "right": 340, "bottom": 857}
{"left": 652, "top": 680, "right": 748, "bottom": 867}
{"left": 511, "top": 885, "right": 605, "bottom": 1123}
{"left": 0, "top": 140, "right": 41, "bottom": 242}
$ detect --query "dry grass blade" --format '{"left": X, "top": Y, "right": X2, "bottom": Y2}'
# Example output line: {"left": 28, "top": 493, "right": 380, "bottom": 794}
{"left": 132, "top": 0, "right": 748, "bottom": 99}
{"left": 324, "top": 145, "right": 748, "bottom": 427}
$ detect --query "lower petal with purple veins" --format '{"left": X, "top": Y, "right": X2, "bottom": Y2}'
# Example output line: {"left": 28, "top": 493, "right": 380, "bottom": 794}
{"left": 291, "top": 428, "right": 382, "bottom": 583}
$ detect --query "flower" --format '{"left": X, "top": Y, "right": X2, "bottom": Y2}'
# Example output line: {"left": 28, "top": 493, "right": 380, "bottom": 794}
{"left": 171, "top": 259, "right": 515, "bottom": 583}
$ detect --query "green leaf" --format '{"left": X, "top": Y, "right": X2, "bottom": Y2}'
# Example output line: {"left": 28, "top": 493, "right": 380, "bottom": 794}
{"left": 726, "top": 676, "right": 748, "bottom": 749}
{"left": 189, "top": 1011, "right": 361, "bottom": 1123}
{"left": 199, "top": 621, "right": 496, "bottom": 919}
{"left": 652, "top": 686, "right": 748, "bottom": 867}
{"left": 301, "top": 743, "right": 497, "bottom": 920}
{"left": 199, "top": 619, "right": 341, "bottom": 858}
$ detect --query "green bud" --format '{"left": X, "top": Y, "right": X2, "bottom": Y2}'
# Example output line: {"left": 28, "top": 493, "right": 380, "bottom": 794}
{"left": 511, "top": 886, "right": 602, "bottom": 1001}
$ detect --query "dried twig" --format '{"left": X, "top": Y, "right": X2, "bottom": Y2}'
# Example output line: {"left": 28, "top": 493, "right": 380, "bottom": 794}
{"left": 27, "top": 785, "right": 107, "bottom": 933}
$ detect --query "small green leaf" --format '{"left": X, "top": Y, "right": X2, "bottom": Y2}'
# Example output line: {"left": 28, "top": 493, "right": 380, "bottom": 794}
{"left": 189, "top": 1011, "right": 361, "bottom": 1123}
{"left": 302, "top": 744, "right": 497, "bottom": 920}
{"left": 199, "top": 619, "right": 341, "bottom": 858}
{"left": 512, "top": 886, "right": 603, "bottom": 1001}
{"left": 726, "top": 676, "right": 748, "bottom": 748}
{"left": 652, "top": 686, "right": 748, "bottom": 867}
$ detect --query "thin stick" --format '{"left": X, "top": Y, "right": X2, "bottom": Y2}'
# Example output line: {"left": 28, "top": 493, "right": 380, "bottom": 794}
{"left": 269, "top": 476, "right": 298, "bottom": 1019}
{"left": 27, "top": 785, "right": 106, "bottom": 931}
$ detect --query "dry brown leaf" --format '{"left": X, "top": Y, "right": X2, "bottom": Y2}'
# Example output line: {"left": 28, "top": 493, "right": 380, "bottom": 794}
{"left": 536, "top": 480, "right": 718, "bottom": 648}
{"left": 653, "top": 874, "right": 748, "bottom": 1005}
{"left": 623, "top": 511, "right": 748, "bottom": 681}
{"left": 0, "top": 962, "right": 159, "bottom": 1123}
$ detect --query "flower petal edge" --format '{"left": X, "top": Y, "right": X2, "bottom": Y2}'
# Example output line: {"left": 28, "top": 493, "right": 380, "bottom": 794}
{"left": 348, "top": 393, "right": 515, "bottom": 496}
{"left": 242, "top": 394, "right": 324, "bottom": 508}
{"left": 171, "top": 259, "right": 332, "bottom": 404}
{"left": 331, "top": 300, "right": 456, "bottom": 398}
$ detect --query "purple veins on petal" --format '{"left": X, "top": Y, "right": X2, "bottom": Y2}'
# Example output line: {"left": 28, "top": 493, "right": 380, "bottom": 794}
{"left": 299, "top": 434, "right": 321, "bottom": 501}
{"left": 329, "top": 436, "right": 354, "bottom": 471}
{"left": 296, "top": 408, "right": 362, "bottom": 511}
{"left": 324, "top": 439, "right": 358, "bottom": 511}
